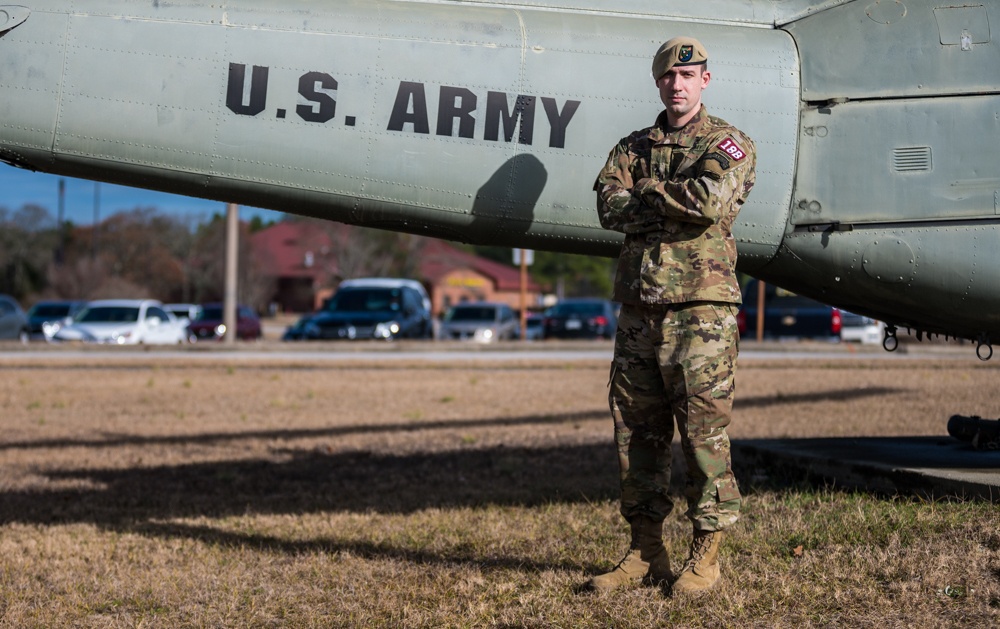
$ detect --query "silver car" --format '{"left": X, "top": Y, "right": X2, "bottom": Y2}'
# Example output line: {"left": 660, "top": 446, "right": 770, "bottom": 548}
{"left": 439, "top": 302, "right": 518, "bottom": 342}
{"left": 0, "top": 294, "right": 29, "bottom": 342}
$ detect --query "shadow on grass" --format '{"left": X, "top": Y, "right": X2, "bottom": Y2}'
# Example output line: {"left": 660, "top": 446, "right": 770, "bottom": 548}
{"left": 9, "top": 428, "right": 980, "bottom": 571}
{"left": 2, "top": 443, "right": 624, "bottom": 526}
{"left": 1, "top": 441, "right": 634, "bottom": 573}
{"left": 0, "top": 410, "right": 607, "bottom": 451}
{"left": 130, "top": 520, "right": 588, "bottom": 574}
{"left": 0, "top": 382, "right": 929, "bottom": 572}
{"left": 0, "top": 386, "right": 902, "bottom": 453}
{"left": 735, "top": 386, "right": 905, "bottom": 409}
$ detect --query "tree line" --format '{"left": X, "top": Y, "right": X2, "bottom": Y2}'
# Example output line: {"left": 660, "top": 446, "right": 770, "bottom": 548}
{"left": 0, "top": 203, "right": 616, "bottom": 312}
{"left": 0, "top": 204, "right": 276, "bottom": 311}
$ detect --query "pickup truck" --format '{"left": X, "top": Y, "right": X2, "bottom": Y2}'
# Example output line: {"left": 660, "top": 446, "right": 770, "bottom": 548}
{"left": 738, "top": 279, "right": 841, "bottom": 340}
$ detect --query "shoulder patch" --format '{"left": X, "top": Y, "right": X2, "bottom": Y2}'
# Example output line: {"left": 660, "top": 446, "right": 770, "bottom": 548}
{"left": 716, "top": 136, "right": 748, "bottom": 162}
{"left": 702, "top": 153, "right": 730, "bottom": 178}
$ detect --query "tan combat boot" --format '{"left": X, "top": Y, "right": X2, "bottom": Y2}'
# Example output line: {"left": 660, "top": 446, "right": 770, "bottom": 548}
{"left": 672, "top": 530, "right": 723, "bottom": 594}
{"left": 587, "top": 516, "right": 673, "bottom": 592}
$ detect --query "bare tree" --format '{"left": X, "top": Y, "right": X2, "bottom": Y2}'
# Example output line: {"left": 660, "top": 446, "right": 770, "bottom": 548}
{"left": 0, "top": 204, "right": 60, "bottom": 301}
{"left": 46, "top": 256, "right": 111, "bottom": 299}
{"left": 189, "top": 217, "right": 274, "bottom": 312}
{"left": 39, "top": 208, "right": 201, "bottom": 303}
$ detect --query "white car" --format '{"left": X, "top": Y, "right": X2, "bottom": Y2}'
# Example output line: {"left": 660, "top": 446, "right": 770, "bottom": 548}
{"left": 53, "top": 299, "right": 188, "bottom": 345}
{"left": 840, "top": 311, "right": 886, "bottom": 345}
{"left": 163, "top": 302, "right": 201, "bottom": 325}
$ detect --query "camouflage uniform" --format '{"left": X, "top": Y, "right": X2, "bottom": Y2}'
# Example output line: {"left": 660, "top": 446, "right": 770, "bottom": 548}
{"left": 595, "top": 104, "right": 756, "bottom": 533}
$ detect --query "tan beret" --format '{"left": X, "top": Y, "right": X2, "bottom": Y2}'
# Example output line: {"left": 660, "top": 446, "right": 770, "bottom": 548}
{"left": 652, "top": 36, "right": 708, "bottom": 79}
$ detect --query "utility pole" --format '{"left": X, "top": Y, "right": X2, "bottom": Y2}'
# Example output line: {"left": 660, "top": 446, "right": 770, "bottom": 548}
{"left": 91, "top": 183, "right": 100, "bottom": 260}
{"left": 223, "top": 203, "right": 239, "bottom": 345}
{"left": 56, "top": 178, "right": 66, "bottom": 265}
{"left": 755, "top": 281, "right": 766, "bottom": 342}
{"left": 519, "top": 249, "right": 528, "bottom": 340}
{"left": 514, "top": 249, "right": 533, "bottom": 341}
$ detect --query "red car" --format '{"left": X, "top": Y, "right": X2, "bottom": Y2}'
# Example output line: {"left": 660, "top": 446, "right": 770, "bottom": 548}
{"left": 187, "top": 303, "right": 262, "bottom": 341}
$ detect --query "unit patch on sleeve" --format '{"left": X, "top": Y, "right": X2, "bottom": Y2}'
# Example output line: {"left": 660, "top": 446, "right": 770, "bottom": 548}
{"left": 716, "top": 137, "right": 747, "bottom": 161}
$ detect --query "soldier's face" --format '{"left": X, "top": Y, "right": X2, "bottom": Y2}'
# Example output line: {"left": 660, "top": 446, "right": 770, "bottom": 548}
{"left": 656, "top": 65, "right": 710, "bottom": 127}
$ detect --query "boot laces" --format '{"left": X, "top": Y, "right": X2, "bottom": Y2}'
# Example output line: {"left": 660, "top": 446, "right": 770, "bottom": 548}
{"left": 610, "top": 543, "right": 641, "bottom": 571}
{"left": 682, "top": 532, "right": 715, "bottom": 570}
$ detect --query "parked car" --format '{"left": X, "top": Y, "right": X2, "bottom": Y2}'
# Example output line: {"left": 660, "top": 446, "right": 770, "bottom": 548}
{"left": 543, "top": 298, "right": 618, "bottom": 340}
{"left": 738, "top": 279, "right": 841, "bottom": 340}
{"left": 523, "top": 313, "right": 545, "bottom": 341}
{"left": 164, "top": 303, "right": 201, "bottom": 324}
{"left": 52, "top": 299, "right": 188, "bottom": 345}
{"left": 26, "top": 299, "right": 88, "bottom": 341}
{"left": 840, "top": 311, "right": 886, "bottom": 345}
{"left": 337, "top": 277, "right": 432, "bottom": 313}
{"left": 285, "top": 279, "right": 432, "bottom": 341}
{"left": 439, "top": 302, "right": 518, "bottom": 342}
{"left": 0, "top": 294, "right": 29, "bottom": 342}
{"left": 187, "top": 303, "right": 262, "bottom": 342}
{"left": 281, "top": 314, "right": 316, "bottom": 341}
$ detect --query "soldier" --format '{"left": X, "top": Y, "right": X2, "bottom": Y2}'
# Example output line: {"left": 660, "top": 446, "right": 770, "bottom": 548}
{"left": 588, "top": 36, "right": 756, "bottom": 595}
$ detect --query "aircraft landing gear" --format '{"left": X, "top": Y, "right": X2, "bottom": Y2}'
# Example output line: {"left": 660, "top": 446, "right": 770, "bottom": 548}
{"left": 976, "top": 334, "right": 993, "bottom": 361}
{"left": 882, "top": 325, "right": 898, "bottom": 352}
{"left": 881, "top": 325, "right": 995, "bottom": 361}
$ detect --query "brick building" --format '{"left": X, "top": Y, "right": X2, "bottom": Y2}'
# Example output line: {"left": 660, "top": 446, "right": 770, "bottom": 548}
{"left": 251, "top": 221, "right": 542, "bottom": 317}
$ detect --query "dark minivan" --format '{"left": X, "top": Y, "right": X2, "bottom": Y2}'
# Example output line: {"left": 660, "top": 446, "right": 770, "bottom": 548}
{"left": 285, "top": 282, "right": 432, "bottom": 341}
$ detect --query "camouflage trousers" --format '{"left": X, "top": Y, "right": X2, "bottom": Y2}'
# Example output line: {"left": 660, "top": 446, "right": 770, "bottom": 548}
{"left": 609, "top": 301, "right": 741, "bottom": 532}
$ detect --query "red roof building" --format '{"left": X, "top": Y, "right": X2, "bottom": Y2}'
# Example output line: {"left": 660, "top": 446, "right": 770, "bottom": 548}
{"left": 250, "top": 220, "right": 542, "bottom": 316}
{"left": 250, "top": 221, "right": 342, "bottom": 313}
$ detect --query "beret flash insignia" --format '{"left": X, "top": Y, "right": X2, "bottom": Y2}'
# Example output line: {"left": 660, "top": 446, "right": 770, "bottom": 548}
{"left": 678, "top": 45, "right": 693, "bottom": 63}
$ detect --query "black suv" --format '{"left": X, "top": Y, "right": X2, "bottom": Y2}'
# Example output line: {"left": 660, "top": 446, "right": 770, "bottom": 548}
{"left": 284, "top": 284, "right": 432, "bottom": 341}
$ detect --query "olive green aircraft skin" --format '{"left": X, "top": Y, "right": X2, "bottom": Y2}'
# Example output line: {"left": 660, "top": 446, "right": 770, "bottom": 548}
{"left": 0, "top": 0, "right": 998, "bottom": 348}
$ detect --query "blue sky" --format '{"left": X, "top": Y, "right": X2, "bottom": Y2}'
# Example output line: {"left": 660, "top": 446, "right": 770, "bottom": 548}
{"left": 0, "top": 167, "right": 287, "bottom": 226}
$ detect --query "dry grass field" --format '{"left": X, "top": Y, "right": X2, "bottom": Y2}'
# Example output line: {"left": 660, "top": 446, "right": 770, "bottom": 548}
{"left": 1, "top": 345, "right": 998, "bottom": 627}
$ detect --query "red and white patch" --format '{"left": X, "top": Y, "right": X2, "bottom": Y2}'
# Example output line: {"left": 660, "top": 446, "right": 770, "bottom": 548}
{"left": 716, "top": 137, "right": 747, "bottom": 161}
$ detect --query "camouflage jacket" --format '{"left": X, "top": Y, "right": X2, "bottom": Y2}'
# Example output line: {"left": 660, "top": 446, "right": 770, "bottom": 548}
{"left": 594, "top": 105, "right": 756, "bottom": 305}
